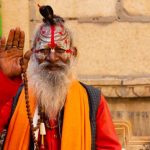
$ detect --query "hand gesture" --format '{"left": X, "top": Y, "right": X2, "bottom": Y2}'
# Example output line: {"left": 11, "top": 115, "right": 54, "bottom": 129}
{"left": 0, "top": 27, "right": 31, "bottom": 78}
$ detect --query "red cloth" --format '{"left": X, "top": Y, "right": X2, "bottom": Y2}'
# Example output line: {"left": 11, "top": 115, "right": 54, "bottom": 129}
{"left": 0, "top": 70, "right": 21, "bottom": 109}
{"left": 42, "top": 96, "right": 121, "bottom": 150}
{"left": 0, "top": 71, "right": 21, "bottom": 132}
{"left": 0, "top": 72, "right": 121, "bottom": 149}
{"left": 96, "top": 95, "right": 121, "bottom": 149}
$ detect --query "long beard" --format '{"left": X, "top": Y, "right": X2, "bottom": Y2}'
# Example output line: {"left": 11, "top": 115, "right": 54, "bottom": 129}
{"left": 27, "top": 54, "right": 76, "bottom": 119}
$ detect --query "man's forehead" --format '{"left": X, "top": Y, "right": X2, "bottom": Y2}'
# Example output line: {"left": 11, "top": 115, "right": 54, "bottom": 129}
{"left": 34, "top": 23, "right": 71, "bottom": 50}
{"left": 40, "top": 24, "right": 64, "bottom": 36}
{"left": 39, "top": 45, "right": 65, "bottom": 50}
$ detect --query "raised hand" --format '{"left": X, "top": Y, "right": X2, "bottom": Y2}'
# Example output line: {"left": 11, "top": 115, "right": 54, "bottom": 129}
{"left": 0, "top": 27, "right": 31, "bottom": 78}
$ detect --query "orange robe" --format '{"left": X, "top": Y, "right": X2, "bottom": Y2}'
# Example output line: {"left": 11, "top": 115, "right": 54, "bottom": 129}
{"left": 0, "top": 70, "right": 121, "bottom": 149}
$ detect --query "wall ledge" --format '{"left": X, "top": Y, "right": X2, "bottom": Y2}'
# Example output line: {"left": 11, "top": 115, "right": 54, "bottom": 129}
{"left": 79, "top": 75, "right": 150, "bottom": 98}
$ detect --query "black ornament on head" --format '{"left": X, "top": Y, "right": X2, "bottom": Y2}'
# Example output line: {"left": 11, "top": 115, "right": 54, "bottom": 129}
{"left": 38, "top": 4, "right": 65, "bottom": 25}
{"left": 39, "top": 5, "right": 54, "bottom": 24}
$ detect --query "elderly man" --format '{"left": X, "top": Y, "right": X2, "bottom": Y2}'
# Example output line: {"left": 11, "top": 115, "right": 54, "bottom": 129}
{"left": 0, "top": 5, "right": 121, "bottom": 150}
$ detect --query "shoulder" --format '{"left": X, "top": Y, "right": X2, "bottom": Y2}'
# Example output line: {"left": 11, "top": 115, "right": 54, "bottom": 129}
{"left": 80, "top": 82, "right": 101, "bottom": 96}
{"left": 80, "top": 82, "right": 101, "bottom": 110}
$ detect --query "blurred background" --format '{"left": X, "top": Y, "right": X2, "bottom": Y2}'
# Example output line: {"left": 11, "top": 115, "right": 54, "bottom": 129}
{"left": 1, "top": 0, "right": 150, "bottom": 149}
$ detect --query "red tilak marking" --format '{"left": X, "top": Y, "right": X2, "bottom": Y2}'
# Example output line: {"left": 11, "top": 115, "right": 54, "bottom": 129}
{"left": 66, "top": 49, "right": 72, "bottom": 53}
{"left": 48, "top": 25, "right": 56, "bottom": 48}
{"left": 65, "top": 39, "right": 67, "bottom": 44}
{"left": 59, "top": 31, "right": 63, "bottom": 35}
{"left": 41, "top": 30, "right": 46, "bottom": 34}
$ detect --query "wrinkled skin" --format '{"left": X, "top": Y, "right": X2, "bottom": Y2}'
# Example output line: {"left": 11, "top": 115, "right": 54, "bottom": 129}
{"left": 0, "top": 27, "right": 32, "bottom": 78}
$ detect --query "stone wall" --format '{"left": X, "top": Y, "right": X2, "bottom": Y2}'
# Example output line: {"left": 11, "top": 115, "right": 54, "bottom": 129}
{"left": 2, "top": 0, "right": 150, "bottom": 149}
{"left": 1, "top": 0, "right": 30, "bottom": 51}
{"left": 28, "top": 0, "right": 150, "bottom": 77}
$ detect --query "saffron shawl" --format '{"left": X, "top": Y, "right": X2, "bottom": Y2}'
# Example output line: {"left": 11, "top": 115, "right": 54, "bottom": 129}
{"left": 4, "top": 81, "right": 91, "bottom": 150}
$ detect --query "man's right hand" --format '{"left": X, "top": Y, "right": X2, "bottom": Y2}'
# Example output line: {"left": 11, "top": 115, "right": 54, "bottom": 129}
{"left": 0, "top": 27, "right": 31, "bottom": 78}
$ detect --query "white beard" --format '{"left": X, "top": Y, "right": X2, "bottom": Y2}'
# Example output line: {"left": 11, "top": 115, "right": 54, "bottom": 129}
{"left": 27, "top": 54, "right": 76, "bottom": 119}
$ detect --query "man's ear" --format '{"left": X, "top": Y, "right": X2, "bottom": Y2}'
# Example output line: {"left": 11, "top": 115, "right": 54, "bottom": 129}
{"left": 72, "top": 46, "right": 78, "bottom": 57}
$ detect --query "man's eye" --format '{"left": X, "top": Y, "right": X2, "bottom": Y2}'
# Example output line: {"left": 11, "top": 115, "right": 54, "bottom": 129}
{"left": 40, "top": 49, "right": 49, "bottom": 54}
{"left": 56, "top": 48, "right": 65, "bottom": 53}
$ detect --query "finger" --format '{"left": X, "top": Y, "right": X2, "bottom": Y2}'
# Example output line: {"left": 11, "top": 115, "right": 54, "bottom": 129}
{"left": 12, "top": 27, "right": 20, "bottom": 48}
{"left": 24, "top": 50, "right": 32, "bottom": 61}
{"left": 20, "top": 51, "right": 32, "bottom": 71}
{"left": 0, "top": 37, "right": 6, "bottom": 51}
{"left": 22, "top": 51, "right": 32, "bottom": 71}
{"left": 18, "top": 31, "right": 25, "bottom": 50}
{"left": 6, "top": 29, "right": 15, "bottom": 50}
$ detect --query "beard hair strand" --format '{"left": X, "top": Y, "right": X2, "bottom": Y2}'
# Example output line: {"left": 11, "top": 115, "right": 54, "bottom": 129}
{"left": 27, "top": 54, "right": 76, "bottom": 119}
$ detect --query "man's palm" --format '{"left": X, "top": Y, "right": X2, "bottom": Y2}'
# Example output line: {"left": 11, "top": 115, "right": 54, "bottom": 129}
{"left": 0, "top": 48, "right": 23, "bottom": 77}
{"left": 0, "top": 28, "right": 25, "bottom": 77}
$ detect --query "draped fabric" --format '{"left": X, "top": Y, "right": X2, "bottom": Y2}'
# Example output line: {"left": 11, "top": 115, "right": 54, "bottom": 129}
{"left": 4, "top": 81, "right": 91, "bottom": 150}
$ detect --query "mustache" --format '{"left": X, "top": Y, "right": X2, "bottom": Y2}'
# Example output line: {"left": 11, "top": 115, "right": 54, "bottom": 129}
{"left": 39, "top": 61, "right": 67, "bottom": 69}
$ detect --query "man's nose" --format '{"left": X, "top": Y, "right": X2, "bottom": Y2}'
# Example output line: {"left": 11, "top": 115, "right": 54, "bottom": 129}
{"left": 46, "top": 51, "right": 59, "bottom": 63}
